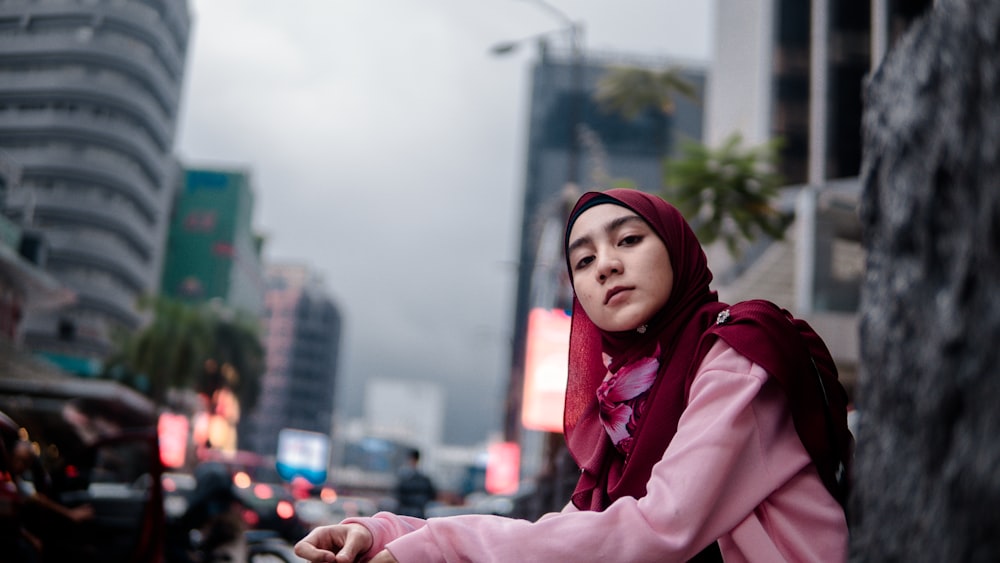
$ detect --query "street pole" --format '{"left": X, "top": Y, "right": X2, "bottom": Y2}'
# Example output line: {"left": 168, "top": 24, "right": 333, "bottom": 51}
{"left": 492, "top": 1, "right": 588, "bottom": 516}
{"left": 516, "top": 0, "right": 586, "bottom": 517}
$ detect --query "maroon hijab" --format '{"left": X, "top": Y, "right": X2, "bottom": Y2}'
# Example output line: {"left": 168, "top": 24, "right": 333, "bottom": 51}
{"left": 562, "top": 189, "right": 851, "bottom": 511}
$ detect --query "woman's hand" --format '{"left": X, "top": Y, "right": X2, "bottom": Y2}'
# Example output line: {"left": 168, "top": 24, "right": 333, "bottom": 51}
{"left": 294, "top": 523, "right": 374, "bottom": 562}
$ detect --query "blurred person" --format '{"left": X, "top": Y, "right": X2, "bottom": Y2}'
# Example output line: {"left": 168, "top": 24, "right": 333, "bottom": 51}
{"left": 1, "top": 437, "right": 40, "bottom": 563}
{"left": 295, "top": 189, "right": 852, "bottom": 562}
{"left": 7, "top": 440, "right": 94, "bottom": 561}
{"left": 167, "top": 461, "right": 248, "bottom": 563}
{"left": 392, "top": 448, "right": 437, "bottom": 519}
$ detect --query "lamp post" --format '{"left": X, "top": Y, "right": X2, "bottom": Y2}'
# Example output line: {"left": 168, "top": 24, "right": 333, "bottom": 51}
{"left": 490, "top": 0, "right": 584, "bottom": 189}
{"left": 491, "top": 0, "right": 587, "bottom": 517}
{"left": 491, "top": 3, "right": 586, "bottom": 441}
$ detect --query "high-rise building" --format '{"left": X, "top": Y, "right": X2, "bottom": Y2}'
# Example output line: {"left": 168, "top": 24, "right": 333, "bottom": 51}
{"left": 0, "top": 0, "right": 191, "bottom": 372}
{"left": 240, "top": 263, "right": 342, "bottom": 459}
{"left": 506, "top": 46, "right": 706, "bottom": 450}
{"left": 160, "top": 167, "right": 265, "bottom": 316}
{"left": 706, "top": 0, "right": 932, "bottom": 184}
{"left": 706, "top": 0, "right": 935, "bottom": 394}
{"left": 0, "top": 152, "right": 74, "bottom": 343}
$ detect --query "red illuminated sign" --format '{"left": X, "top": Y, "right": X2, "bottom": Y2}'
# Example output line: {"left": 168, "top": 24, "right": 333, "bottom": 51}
{"left": 158, "top": 412, "right": 189, "bottom": 469}
{"left": 521, "top": 307, "right": 571, "bottom": 433}
{"left": 485, "top": 441, "right": 520, "bottom": 495}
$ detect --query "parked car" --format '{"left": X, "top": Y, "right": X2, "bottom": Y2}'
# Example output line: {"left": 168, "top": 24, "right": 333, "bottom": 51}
{"left": 162, "top": 465, "right": 308, "bottom": 563}
{"left": 235, "top": 476, "right": 309, "bottom": 545}
{"left": 196, "top": 449, "right": 310, "bottom": 545}
{"left": 0, "top": 377, "right": 165, "bottom": 563}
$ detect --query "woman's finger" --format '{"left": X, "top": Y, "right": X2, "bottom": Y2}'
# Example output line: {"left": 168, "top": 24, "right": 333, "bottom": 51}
{"left": 334, "top": 524, "right": 374, "bottom": 563}
{"left": 293, "top": 526, "right": 342, "bottom": 562}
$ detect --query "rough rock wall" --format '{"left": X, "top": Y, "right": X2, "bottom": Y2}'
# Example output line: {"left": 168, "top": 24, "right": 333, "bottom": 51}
{"left": 854, "top": 0, "right": 1000, "bottom": 561}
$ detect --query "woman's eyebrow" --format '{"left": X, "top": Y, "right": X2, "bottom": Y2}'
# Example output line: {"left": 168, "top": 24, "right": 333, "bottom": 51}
{"left": 567, "top": 214, "right": 645, "bottom": 255}
{"left": 608, "top": 214, "right": 646, "bottom": 233}
{"left": 567, "top": 234, "right": 592, "bottom": 255}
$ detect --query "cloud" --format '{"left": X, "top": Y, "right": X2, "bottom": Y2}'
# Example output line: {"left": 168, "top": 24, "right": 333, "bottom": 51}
{"left": 178, "top": 0, "right": 711, "bottom": 445}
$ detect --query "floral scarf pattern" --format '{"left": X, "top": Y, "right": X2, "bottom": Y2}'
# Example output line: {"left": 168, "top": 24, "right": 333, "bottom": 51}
{"left": 596, "top": 349, "right": 660, "bottom": 455}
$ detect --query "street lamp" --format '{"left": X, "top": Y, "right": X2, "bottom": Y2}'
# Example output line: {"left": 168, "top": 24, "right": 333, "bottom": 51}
{"left": 511, "top": 0, "right": 582, "bottom": 54}
{"left": 491, "top": 1, "right": 589, "bottom": 517}
{"left": 490, "top": 0, "right": 587, "bottom": 433}
{"left": 490, "top": 1, "right": 584, "bottom": 190}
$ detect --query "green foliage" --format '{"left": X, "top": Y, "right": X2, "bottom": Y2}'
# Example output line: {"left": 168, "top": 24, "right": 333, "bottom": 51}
{"left": 594, "top": 65, "right": 698, "bottom": 119}
{"left": 610, "top": 177, "right": 639, "bottom": 190}
{"left": 593, "top": 65, "right": 789, "bottom": 258}
{"left": 102, "top": 296, "right": 264, "bottom": 411}
{"left": 663, "top": 133, "right": 789, "bottom": 257}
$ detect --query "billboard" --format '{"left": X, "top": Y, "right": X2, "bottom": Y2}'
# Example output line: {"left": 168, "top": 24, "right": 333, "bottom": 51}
{"left": 485, "top": 441, "right": 520, "bottom": 495}
{"left": 276, "top": 428, "right": 329, "bottom": 485}
{"left": 521, "top": 307, "right": 571, "bottom": 432}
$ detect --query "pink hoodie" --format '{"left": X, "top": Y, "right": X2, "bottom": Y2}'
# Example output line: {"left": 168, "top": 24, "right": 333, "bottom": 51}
{"left": 344, "top": 341, "right": 848, "bottom": 562}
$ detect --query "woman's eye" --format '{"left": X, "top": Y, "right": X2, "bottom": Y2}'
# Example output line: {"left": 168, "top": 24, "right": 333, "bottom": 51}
{"left": 574, "top": 256, "right": 594, "bottom": 270}
{"left": 620, "top": 235, "right": 642, "bottom": 246}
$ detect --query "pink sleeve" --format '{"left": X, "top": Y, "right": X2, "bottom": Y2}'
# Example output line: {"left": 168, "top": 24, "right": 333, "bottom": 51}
{"left": 379, "top": 341, "right": 813, "bottom": 562}
{"left": 341, "top": 502, "right": 576, "bottom": 556}
{"left": 340, "top": 513, "right": 428, "bottom": 559}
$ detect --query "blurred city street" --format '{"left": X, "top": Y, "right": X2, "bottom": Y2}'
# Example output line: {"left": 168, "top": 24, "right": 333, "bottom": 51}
{"left": 5, "top": 0, "right": 987, "bottom": 560}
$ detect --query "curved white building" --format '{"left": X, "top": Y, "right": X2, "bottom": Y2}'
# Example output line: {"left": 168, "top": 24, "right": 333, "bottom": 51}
{"left": 0, "top": 0, "right": 190, "bottom": 368}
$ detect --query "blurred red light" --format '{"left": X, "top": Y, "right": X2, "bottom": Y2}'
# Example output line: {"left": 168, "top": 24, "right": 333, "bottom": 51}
{"left": 253, "top": 483, "right": 273, "bottom": 500}
{"left": 233, "top": 471, "right": 252, "bottom": 489}
{"left": 320, "top": 487, "right": 338, "bottom": 503}
{"left": 276, "top": 500, "right": 295, "bottom": 520}
{"left": 486, "top": 442, "right": 520, "bottom": 495}
{"left": 158, "top": 413, "right": 189, "bottom": 468}
{"left": 65, "top": 465, "right": 79, "bottom": 478}
{"left": 242, "top": 508, "right": 259, "bottom": 527}
{"left": 522, "top": 307, "right": 571, "bottom": 432}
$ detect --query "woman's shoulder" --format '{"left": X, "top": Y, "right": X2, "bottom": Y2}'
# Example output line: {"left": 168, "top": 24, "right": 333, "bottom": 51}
{"left": 697, "top": 339, "right": 768, "bottom": 384}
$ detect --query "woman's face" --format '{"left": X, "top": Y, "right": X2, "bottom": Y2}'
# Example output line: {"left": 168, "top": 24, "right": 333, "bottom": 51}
{"left": 567, "top": 203, "right": 674, "bottom": 332}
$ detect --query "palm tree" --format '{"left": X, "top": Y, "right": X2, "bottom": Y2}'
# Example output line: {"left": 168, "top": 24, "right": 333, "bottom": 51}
{"left": 104, "top": 295, "right": 212, "bottom": 404}
{"left": 103, "top": 296, "right": 265, "bottom": 412}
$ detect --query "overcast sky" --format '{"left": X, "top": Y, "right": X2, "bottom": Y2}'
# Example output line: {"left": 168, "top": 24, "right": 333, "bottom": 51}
{"left": 174, "top": 0, "right": 715, "bottom": 446}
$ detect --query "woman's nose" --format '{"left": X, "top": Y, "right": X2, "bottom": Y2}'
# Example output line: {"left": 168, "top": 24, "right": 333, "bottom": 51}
{"left": 597, "top": 254, "right": 622, "bottom": 280}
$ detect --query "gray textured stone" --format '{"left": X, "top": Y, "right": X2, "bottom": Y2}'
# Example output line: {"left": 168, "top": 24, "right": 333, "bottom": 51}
{"left": 854, "top": 0, "right": 1000, "bottom": 561}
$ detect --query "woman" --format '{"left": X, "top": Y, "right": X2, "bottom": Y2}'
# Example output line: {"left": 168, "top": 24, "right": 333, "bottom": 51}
{"left": 295, "top": 189, "right": 852, "bottom": 562}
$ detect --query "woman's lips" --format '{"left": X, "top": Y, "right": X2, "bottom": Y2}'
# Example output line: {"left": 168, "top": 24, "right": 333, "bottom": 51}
{"left": 605, "top": 286, "right": 632, "bottom": 305}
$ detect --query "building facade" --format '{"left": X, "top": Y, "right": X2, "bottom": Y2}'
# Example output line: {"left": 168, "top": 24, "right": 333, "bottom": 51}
{"left": 240, "top": 264, "right": 342, "bottom": 459}
{"left": 706, "top": 0, "right": 929, "bottom": 185}
{"left": 0, "top": 152, "right": 74, "bottom": 344}
{"left": 706, "top": 0, "right": 935, "bottom": 396}
{"left": 160, "top": 167, "right": 265, "bottom": 316}
{"left": 0, "top": 0, "right": 191, "bottom": 372}
{"left": 506, "top": 45, "right": 706, "bottom": 454}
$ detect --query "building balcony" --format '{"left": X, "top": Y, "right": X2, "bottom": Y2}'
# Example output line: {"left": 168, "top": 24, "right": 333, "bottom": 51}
{"left": 0, "top": 69, "right": 173, "bottom": 150}
{"left": 62, "top": 277, "right": 141, "bottom": 330}
{"left": 0, "top": 0, "right": 190, "bottom": 73}
{"left": 0, "top": 34, "right": 180, "bottom": 118}
{"left": 13, "top": 189, "right": 155, "bottom": 261}
{"left": 11, "top": 145, "right": 163, "bottom": 210}
{"left": 46, "top": 231, "right": 149, "bottom": 292}
{"left": 0, "top": 109, "right": 167, "bottom": 187}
